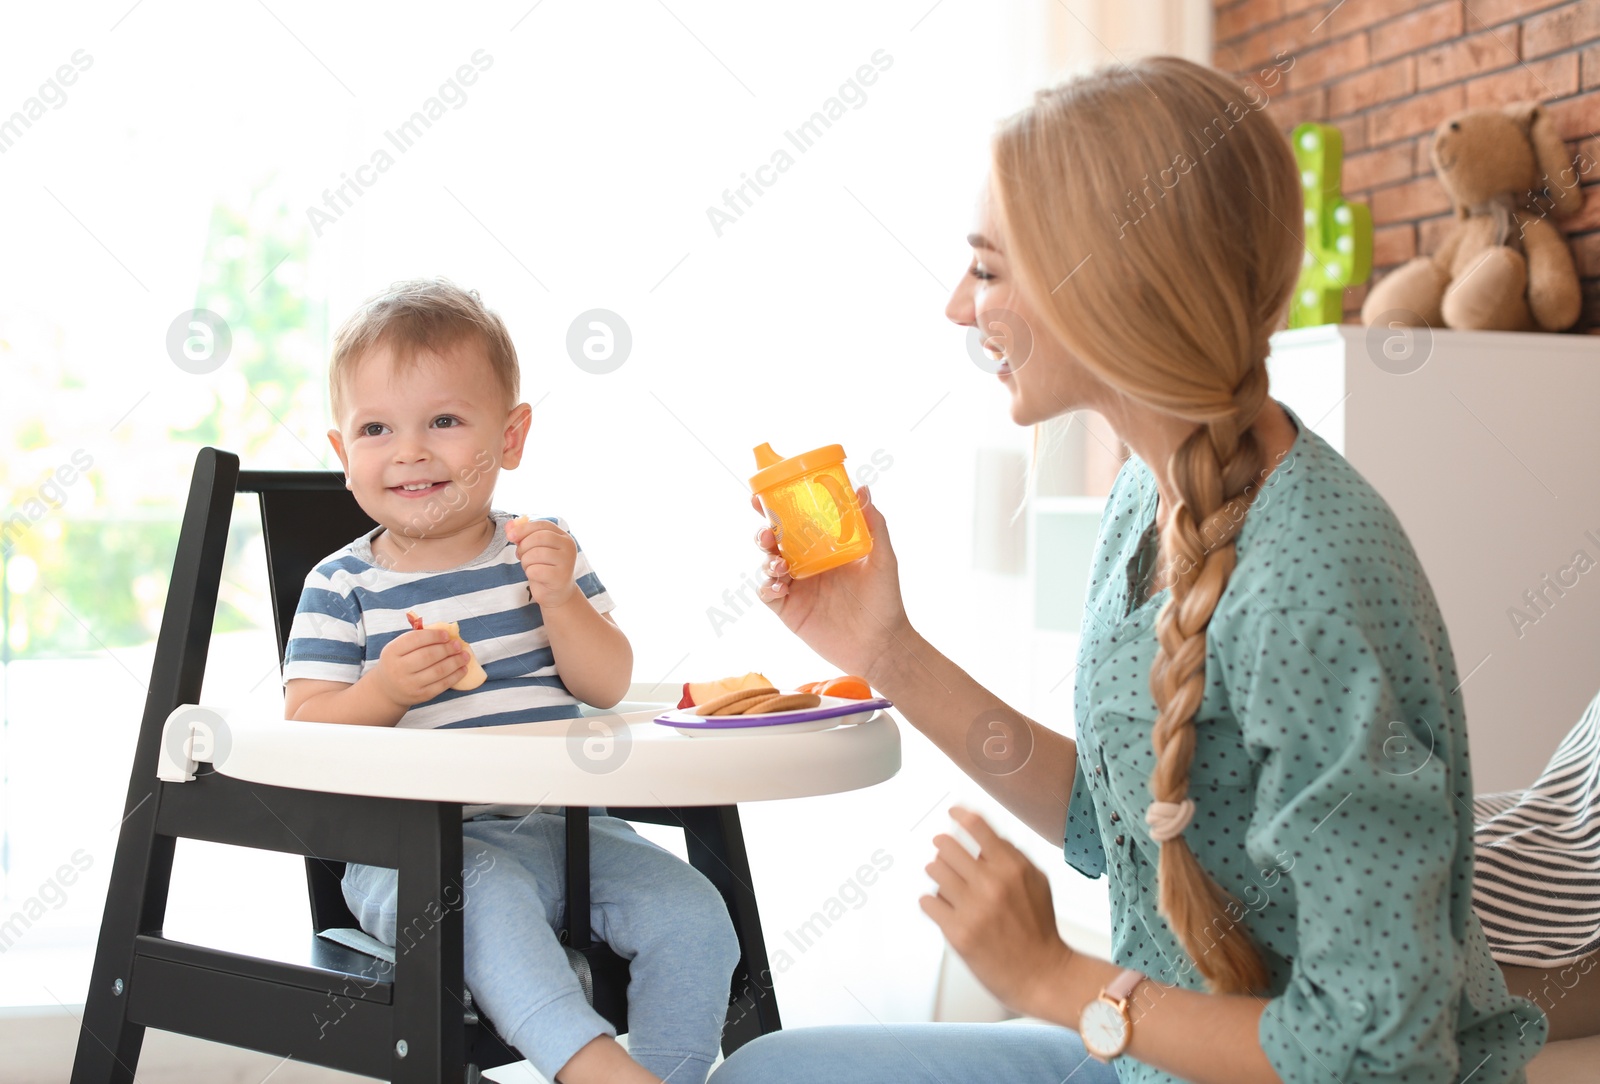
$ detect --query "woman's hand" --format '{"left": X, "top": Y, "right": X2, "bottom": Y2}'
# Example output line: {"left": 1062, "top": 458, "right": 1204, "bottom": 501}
{"left": 921, "top": 806, "right": 1076, "bottom": 1021}
{"left": 752, "top": 485, "right": 913, "bottom": 686}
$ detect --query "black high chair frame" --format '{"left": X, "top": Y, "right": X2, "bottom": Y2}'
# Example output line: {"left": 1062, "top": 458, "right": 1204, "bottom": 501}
{"left": 69, "top": 447, "right": 780, "bottom": 1084}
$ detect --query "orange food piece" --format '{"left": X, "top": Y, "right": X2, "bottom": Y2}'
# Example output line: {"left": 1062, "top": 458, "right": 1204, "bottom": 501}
{"left": 405, "top": 611, "right": 486, "bottom": 691}
{"left": 797, "top": 675, "right": 873, "bottom": 700}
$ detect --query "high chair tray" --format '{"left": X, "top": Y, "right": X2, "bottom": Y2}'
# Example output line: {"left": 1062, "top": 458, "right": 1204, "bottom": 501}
{"left": 161, "top": 704, "right": 901, "bottom": 806}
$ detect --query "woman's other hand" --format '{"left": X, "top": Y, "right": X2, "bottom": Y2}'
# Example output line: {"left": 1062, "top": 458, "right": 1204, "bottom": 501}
{"left": 921, "top": 806, "right": 1076, "bottom": 1020}
{"left": 751, "top": 485, "right": 912, "bottom": 686}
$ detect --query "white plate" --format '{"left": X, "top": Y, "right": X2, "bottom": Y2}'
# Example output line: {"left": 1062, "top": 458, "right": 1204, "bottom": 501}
{"left": 654, "top": 695, "right": 892, "bottom": 738}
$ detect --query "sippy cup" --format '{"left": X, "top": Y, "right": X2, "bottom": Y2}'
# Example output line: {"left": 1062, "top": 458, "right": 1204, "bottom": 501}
{"left": 751, "top": 442, "right": 873, "bottom": 579}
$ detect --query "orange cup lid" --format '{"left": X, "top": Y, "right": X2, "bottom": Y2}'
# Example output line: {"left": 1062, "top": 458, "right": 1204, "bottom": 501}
{"left": 750, "top": 442, "right": 847, "bottom": 492}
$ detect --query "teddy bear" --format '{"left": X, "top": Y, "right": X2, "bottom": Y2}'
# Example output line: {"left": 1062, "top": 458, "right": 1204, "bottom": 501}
{"left": 1360, "top": 101, "right": 1584, "bottom": 332}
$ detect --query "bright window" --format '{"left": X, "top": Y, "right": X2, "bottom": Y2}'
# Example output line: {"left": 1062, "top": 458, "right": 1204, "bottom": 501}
{"left": 0, "top": 1, "right": 1094, "bottom": 1028}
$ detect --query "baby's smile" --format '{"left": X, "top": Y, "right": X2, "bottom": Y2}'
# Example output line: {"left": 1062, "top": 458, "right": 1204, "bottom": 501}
{"left": 390, "top": 479, "right": 450, "bottom": 498}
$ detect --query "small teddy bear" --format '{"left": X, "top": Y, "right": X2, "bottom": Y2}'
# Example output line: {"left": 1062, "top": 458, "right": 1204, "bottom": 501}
{"left": 1361, "top": 101, "right": 1584, "bottom": 332}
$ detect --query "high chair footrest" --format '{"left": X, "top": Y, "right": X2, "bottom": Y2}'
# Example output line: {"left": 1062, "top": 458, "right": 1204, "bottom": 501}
{"left": 137, "top": 931, "right": 393, "bottom": 1003}
{"left": 128, "top": 947, "right": 394, "bottom": 1079}
{"left": 316, "top": 926, "right": 397, "bottom": 966}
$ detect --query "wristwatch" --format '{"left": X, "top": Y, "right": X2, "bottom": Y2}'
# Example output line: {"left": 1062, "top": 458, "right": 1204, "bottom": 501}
{"left": 1079, "top": 967, "right": 1144, "bottom": 1062}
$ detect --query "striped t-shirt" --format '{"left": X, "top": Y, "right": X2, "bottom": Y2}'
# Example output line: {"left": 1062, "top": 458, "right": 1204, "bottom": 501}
{"left": 282, "top": 510, "right": 615, "bottom": 817}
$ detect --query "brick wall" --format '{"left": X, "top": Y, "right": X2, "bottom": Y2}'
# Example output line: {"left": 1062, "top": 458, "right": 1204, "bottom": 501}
{"left": 1212, "top": 0, "right": 1600, "bottom": 332}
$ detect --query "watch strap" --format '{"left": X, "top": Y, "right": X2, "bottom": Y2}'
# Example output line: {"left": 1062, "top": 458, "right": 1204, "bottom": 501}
{"left": 1105, "top": 966, "right": 1144, "bottom": 1002}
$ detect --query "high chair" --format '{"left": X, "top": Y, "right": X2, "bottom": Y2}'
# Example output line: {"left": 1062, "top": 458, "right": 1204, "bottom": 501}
{"left": 69, "top": 447, "right": 783, "bottom": 1083}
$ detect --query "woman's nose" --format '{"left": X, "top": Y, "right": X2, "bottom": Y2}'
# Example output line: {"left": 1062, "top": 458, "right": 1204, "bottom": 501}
{"left": 946, "top": 275, "right": 976, "bottom": 327}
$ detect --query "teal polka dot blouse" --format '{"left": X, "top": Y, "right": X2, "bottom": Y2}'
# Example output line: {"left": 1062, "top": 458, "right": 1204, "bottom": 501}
{"left": 1063, "top": 398, "right": 1548, "bottom": 1083}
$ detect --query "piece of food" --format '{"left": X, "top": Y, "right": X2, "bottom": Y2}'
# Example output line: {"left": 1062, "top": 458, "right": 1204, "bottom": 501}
{"left": 406, "top": 610, "right": 487, "bottom": 691}
{"left": 796, "top": 675, "right": 874, "bottom": 700}
{"left": 693, "top": 686, "right": 779, "bottom": 717}
{"left": 735, "top": 692, "right": 822, "bottom": 716}
{"left": 679, "top": 671, "right": 773, "bottom": 710}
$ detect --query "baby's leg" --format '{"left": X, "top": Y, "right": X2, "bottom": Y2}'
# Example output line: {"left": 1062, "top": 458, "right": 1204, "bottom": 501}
{"left": 586, "top": 816, "right": 742, "bottom": 1084}
{"left": 343, "top": 821, "right": 632, "bottom": 1082}
{"left": 460, "top": 818, "right": 655, "bottom": 1081}
{"left": 707, "top": 1023, "right": 1123, "bottom": 1084}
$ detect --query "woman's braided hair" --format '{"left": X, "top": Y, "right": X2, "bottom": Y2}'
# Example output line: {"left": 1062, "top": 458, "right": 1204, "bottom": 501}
{"left": 992, "top": 55, "right": 1303, "bottom": 995}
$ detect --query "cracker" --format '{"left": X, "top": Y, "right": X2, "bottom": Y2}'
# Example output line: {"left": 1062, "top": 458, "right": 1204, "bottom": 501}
{"left": 733, "top": 692, "right": 822, "bottom": 716}
{"left": 693, "top": 686, "right": 779, "bottom": 716}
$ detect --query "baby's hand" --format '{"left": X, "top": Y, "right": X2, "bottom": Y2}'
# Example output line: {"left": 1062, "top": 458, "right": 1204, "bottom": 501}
{"left": 507, "top": 517, "right": 578, "bottom": 609}
{"left": 375, "top": 628, "right": 470, "bottom": 706}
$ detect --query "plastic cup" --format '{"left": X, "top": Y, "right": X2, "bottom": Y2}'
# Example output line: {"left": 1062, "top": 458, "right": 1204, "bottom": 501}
{"left": 751, "top": 442, "right": 873, "bottom": 579}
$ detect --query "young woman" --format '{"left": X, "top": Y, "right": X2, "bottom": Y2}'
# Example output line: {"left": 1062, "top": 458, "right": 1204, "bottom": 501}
{"left": 709, "top": 56, "right": 1554, "bottom": 1084}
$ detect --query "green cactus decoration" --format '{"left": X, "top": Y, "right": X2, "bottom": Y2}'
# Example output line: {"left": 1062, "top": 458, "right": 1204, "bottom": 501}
{"left": 1289, "top": 122, "right": 1373, "bottom": 328}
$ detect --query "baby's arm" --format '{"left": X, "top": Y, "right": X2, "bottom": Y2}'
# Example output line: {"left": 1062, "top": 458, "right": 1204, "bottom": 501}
{"left": 285, "top": 627, "right": 470, "bottom": 725}
{"left": 543, "top": 603, "right": 633, "bottom": 709}
{"left": 507, "top": 516, "right": 632, "bottom": 708}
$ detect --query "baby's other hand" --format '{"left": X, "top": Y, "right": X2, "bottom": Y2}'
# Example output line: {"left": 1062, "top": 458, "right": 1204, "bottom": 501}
{"left": 376, "top": 628, "right": 469, "bottom": 707}
{"left": 508, "top": 517, "right": 578, "bottom": 609}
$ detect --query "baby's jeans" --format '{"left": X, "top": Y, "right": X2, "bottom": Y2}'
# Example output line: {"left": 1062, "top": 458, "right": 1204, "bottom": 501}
{"left": 707, "top": 1022, "right": 1126, "bottom": 1083}
{"left": 341, "top": 811, "right": 741, "bottom": 1083}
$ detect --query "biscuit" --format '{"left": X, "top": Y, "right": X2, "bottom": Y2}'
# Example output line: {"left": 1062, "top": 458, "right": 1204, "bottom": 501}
{"left": 693, "top": 686, "right": 779, "bottom": 716}
{"left": 735, "top": 692, "right": 822, "bottom": 716}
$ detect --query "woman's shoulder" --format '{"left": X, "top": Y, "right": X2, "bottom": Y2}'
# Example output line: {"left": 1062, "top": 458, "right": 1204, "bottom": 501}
{"left": 1216, "top": 421, "right": 1454, "bottom": 670}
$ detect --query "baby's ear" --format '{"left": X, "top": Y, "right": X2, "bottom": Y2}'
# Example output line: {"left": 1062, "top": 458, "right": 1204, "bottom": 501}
{"left": 500, "top": 402, "right": 534, "bottom": 469}
{"left": 326, "top": 428, "right": 350, "bottom": 476}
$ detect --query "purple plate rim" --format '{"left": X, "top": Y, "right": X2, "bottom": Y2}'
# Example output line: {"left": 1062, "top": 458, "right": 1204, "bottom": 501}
{"left": 653, "top": 697, "right": 893, "bottom": 729}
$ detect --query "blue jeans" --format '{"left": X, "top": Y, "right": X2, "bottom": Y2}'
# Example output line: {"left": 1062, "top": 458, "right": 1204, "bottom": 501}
{"left": 708, "top": 1022, "right": 1126, "bottom": 1083}
{"left": 341, "top": 812, "right": 741, "bottom": 1084}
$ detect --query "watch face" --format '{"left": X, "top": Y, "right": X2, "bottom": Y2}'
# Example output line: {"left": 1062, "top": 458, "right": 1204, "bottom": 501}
{"left": 1081, "top": 998, "right": 1128, "bottom": 1059}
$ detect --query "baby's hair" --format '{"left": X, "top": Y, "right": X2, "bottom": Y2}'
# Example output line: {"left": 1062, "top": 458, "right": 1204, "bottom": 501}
{"left": 329, "top": 277, "right": 520, "bottom": 416}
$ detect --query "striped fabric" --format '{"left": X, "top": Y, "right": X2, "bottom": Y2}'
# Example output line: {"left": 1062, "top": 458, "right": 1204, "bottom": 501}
{"left": 283, "top": 510, "right": 614, "bottom": 729}
{"left": 1472, "top": 687, "right": 1600, "bottom": 968}
{"left": 282, "top": 510, "right": 616, "bottom": 820}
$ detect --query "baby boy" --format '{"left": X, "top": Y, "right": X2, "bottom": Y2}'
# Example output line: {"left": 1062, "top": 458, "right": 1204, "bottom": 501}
{"left": 281, "top": 278, "right": 739, "bottom": 1084}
